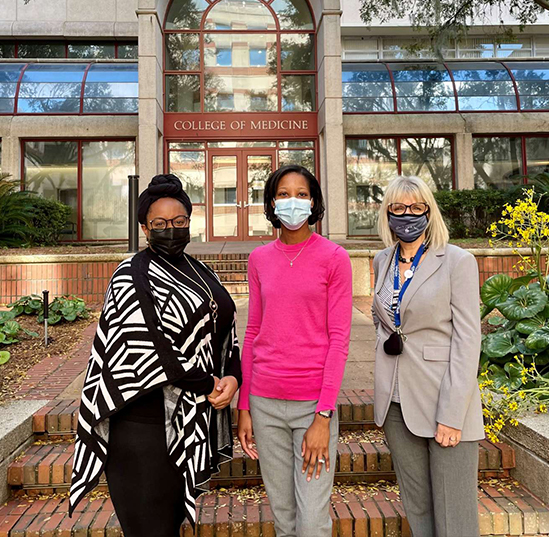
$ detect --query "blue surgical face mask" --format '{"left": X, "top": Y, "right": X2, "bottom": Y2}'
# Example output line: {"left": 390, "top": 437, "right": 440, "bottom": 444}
{"left": 274, "top": 197, "right": 312, "bottom": 231}
{"left": 388, "top": 213, "right": 429, "bottom": 243}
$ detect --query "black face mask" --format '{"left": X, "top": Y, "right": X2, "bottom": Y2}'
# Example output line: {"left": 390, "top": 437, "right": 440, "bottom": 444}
{"left": 148, "top": 227, "right": 190, "bottom": 258}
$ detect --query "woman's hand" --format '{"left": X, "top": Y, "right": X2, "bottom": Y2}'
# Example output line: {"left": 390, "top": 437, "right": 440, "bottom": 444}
{"left": 302, "top": 414, "right": 331, "bottom": 481}
{"left": 208, "top": 376, "right": 238, "bottom": 410}
{"left": 207, "top": 376, "right": 221, "bottom": 400}
{"left": 435, "top": 423, "right": 462, "bottom": 448}
{"left": 238, "top": 410, "right": 259, "bottom": 460}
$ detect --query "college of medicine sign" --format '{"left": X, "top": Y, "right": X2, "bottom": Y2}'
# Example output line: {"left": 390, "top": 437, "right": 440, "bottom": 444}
{"left": 164, "top": 112, "right": 318, "bottom": 139}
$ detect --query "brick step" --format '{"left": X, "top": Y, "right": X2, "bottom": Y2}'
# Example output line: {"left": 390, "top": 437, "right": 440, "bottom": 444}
{"left": 2, "top": 479, "right": 549, "bottom": 536}
{"left": 202, "top": 261, "right": 249, "bottom": 271}
{"left": 195, "top": 253, "right": 250, "bottom": 261}
{"left": 32, "top": 391, "right": 380, "bottom": 439}
{"left": 216, "top": 272, "right": 248, "bottom": 283}
{"left": 7, "top": 432, "right": 514, "bottom": 492}
{"left": 222, "top": 282, "right": 249, "bottom": 296}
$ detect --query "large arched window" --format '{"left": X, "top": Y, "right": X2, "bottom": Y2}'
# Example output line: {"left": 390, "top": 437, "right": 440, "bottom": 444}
{"left": 164, "top": 0, "right": 315, "bottom": 113}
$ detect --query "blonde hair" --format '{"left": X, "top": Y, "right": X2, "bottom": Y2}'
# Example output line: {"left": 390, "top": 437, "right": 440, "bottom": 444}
{"left": 377, "top": 176, "right": 449, "bottom": 251}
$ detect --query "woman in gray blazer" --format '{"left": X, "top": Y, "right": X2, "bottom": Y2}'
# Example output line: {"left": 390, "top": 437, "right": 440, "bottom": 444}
{"left": 372, "top": 175, "right": 484, "bottom": 537}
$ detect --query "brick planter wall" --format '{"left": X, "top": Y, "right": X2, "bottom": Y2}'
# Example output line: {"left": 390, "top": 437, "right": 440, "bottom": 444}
{"left": 0, "top": 249, "right": 536, "bottom": 305}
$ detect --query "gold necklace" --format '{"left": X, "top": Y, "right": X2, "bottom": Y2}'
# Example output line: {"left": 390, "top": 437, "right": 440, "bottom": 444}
{"left": 162, "top": 256, "right": 219, "bottom": 333}
{"left": 276, "top": 233, "right": 313, "bottom": 267}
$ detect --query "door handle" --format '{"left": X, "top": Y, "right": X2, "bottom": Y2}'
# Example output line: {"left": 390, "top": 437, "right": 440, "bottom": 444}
{"left": 236, "top": 201, "right": 242, "bottom": 209}
{"left": 243, "top": 203, "right": 250, "bottom": 208}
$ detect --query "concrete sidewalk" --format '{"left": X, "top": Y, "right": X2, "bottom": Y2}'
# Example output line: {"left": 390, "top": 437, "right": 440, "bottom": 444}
{"left": 60, "top": 297, "right": 376, "bottom": 399}
{"left": 228, "top": 297, "right": 376, "bottom": 390}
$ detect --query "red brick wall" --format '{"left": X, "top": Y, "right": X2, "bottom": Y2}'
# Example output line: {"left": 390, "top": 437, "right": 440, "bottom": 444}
{"left": 0, "top": 253, "right": 535, "bottom": 306}
{"left": 0, "top": 262, "right": 121, "bottom": 306}
{"left": 370, "top": 254, "right": 528, "bottom": 292}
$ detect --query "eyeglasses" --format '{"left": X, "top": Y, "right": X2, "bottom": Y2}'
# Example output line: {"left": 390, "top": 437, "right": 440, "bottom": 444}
{"left": 149, "top": 215, "right": 190, "bottom": 232}
{"left": 388, "top": 202, "right": 429, "bottom": 216}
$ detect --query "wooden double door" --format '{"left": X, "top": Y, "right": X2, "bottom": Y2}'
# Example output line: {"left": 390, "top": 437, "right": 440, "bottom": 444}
{"left": 207, "top": 148, "right": 276, "bottom": 241}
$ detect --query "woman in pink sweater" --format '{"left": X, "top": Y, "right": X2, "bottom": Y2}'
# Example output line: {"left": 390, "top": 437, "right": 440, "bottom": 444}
{"left": 237, "top": 165, "right": 353, "bottom": 537}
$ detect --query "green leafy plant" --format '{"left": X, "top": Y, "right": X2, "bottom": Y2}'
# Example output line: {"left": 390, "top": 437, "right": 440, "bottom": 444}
{"left": 8, "top": 295, "right": 44, "bottom": 317}
{"left": 38, "top": 296, "right": 89, "bottom": 324}
{"left": 433, "top": 188, "right": 526, "bottom": 239}
{"left": 480, "top": 188, "right": 549, "bottom": 439}
{"left": 27, "top": 197, "right": 72, "bottom": 246}
{"left": 0, "top": 173, "right": 37, "bottom": 248}
{"left": 0, "top": 315, "right": 39, "bottom": 367}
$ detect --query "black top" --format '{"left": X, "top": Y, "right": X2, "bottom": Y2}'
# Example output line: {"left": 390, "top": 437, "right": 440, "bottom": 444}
{"left": 114, "top": 250, "right": 239, "bottom": 424}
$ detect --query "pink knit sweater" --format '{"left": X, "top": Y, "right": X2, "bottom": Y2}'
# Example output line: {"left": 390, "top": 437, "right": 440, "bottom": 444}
{"left": 237, "top": 233, "right": 353, "bottom": 413}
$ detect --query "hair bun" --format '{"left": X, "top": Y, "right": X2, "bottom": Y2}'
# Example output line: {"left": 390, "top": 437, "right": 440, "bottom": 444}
{"left": 147, "top": 174, "right": 183, "bottom": 196}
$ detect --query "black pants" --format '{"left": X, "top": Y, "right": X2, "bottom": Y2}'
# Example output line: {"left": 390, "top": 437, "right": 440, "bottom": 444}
{"left": 105, "top": 417, "right": 187, "bottom": 537}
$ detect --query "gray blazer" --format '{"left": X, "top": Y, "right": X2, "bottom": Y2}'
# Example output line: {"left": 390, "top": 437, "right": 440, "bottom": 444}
{"left": 372, "top": 243, "right": 485, "bottom": 441}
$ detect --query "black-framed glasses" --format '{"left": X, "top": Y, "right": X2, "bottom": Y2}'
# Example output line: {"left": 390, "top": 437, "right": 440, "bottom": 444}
{"left": 388, "top": 202, "right": 429, "bottom": 216}
{"left": 149, "top": 215, "right": 190, "bottom": 232}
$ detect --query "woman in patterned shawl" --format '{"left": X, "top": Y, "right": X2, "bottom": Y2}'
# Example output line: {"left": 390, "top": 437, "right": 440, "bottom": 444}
{"left": 69, "top": 174, "right": 241, "bottom": 536}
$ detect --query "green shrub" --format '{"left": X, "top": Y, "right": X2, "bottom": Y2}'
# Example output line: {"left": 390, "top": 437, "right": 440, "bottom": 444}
{"left": 27, "top": 197, "right": 72, "bottom": 246}
{"left": 434, "top": 188, "right": 526, "bottom": 239}
{"left": 0, "top": 173, "right": 36, "bottom": 248}
{"left": 38, "top": 295, "right": 89, "bottom": 324}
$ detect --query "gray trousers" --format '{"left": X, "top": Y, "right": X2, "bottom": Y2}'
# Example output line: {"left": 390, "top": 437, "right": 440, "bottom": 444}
{"left": 383, "top": 403, "right": 480, "bottom": 537}
{"left": 250, "top": 395, "right": 338, "bottom": 537}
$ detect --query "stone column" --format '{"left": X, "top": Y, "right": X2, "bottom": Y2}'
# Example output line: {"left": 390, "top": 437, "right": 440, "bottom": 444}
{"left": 137, "top": 1, "right": 164, "bottom": 194}
{"left": 317, "top": 0, "right": 346, "bottom": 241}
{"left": 455, "top": 133, "right": 474, "bottom": 189}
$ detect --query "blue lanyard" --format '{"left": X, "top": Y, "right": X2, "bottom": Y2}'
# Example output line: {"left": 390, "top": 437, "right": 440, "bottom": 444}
{"left": 393, "top": 243, "right": 426, "bottom": 328}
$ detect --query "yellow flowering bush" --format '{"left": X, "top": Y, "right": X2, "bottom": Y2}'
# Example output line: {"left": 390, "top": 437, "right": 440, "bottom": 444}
{"left": 480, "top": 188, "right": 549, "bottom": 441}
{"left": 480, "top": 355, "right": 549, "bottom": 443}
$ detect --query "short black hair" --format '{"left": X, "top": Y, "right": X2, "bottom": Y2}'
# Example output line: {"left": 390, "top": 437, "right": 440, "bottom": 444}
{"left": 264, "top": 165, "right": 325, "bottom": 229}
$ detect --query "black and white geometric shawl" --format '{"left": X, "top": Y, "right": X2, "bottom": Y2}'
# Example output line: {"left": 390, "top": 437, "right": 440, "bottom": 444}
{"left": 69, "top": 248, "right": 239, "bottom": 525}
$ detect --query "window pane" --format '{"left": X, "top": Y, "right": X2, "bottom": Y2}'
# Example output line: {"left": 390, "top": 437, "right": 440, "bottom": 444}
{"left": 169, "top": 142, "right": 205, "bottom": 149}
{"left": 271, "top": 0, "right": 314, "bottom": 30}
{"left": 342, "top": 64, "right": 394, "bottom": 112}
{"left": 190, "top": 205, "right": 206, "bottom": 242}
{"left": 166, "top": 74, "right": 201, "bottom": 112}
{"left": 496, "top": 38, "right": 532, "bottom": 58}
{"left": 279, "top": 140, "right": 314, "bottom": 148}
{"left": 18, "top": 42, "right": 65, "bottom": 58}
{"left": 83, "top": 63, "right": 138, "bottom": 113}
{"left": 118, "top": 44, "right": 138, "bottom": 59}
{"left": 278, "top": 149, "right": 314, "bottom": 173}
{"left": 204, "top": 34, "right": 277, "bottom": 112}
{"left": 204, "top": 0, "right": 276, "bottom": 30}
{"left": 390, "top": 63, "right": 455, "bottom": 112}
{"left": 208, "top": 141, "right": 276, "bottom": 147}
{"left": 0, "top": 64, "right": 24, "bottom": 113}
{"left": 68, "top": 43, "right": 115, "bottom": 59}
{"left": 0, "top": 43, "right": 15, "bottom": 58}
{"left": 400, "top": 138, "right": 453, "bottom": 190}
{"left": 282, "top": 75, "right": 314, "bottom": 111}
{"left": 165, "top": 34, "right": 200, "bottom": 71}
{"left": 18, "top": 64, "right": 86, "bottom": 113}
{"left": 82, "top": 141, "right": 135, "bottom": 240}
{"left": 346, "top": 138, "right": 398, "bottom": 236}
{"left": 448, "top": 61, "right": 517, "bottom": 111}
{"left": 166, "top": 0, "right": 209, "bottom": 30}
{"left": 473, "top": 136, "right": 523, "bottom": 189}
{"left": 525, "top": 137, "right": 549, "bottom": 177}
{"left": 509, "top": 62, "right": 549, "bottom": 110}
{"left": 24, "top": 141, "right": 78, "bottom": 240}
{"left": 281, "top": 34, "right": 314, "bottom": 71}
{"left": 168, "top": 150, "right": 206, "bottom": 203}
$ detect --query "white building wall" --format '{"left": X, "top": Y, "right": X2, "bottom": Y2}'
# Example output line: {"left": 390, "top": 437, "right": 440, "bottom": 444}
{"left": 0, "top": 0, "right": 138, "bottom": 37}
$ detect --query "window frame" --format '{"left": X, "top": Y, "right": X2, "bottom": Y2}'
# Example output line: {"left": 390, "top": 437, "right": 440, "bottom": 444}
{"left": 21, "top": 137, "right": 136, "bottom": 242}
{"left": 345, "top": 135, "right": 456, "bottom": 238}
{"left": 0, "top": 61, "right": 138, "bottom": 116}
{"left": 341, "top": 60, "right": 549, "bottom": 115}
{"left": 0, "top": 40, "right": 138, "bottom": 59}
{"left": 163, "top": 0, "right": 317, "bottom": 114}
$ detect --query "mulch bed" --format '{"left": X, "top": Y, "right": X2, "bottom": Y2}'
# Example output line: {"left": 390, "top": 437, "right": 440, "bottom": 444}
{"left": 0, "top": 311, "right": 99, "bottom": 404}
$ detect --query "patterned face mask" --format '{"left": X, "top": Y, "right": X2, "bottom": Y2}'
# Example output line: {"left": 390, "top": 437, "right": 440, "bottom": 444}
{"left": 388, "top": 213, "right": 429, "bottom": 243}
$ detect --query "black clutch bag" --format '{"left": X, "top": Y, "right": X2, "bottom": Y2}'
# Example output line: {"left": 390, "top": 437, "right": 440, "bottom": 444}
{"left": 383, "top": 331, "right": 404, "bottom": 355}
